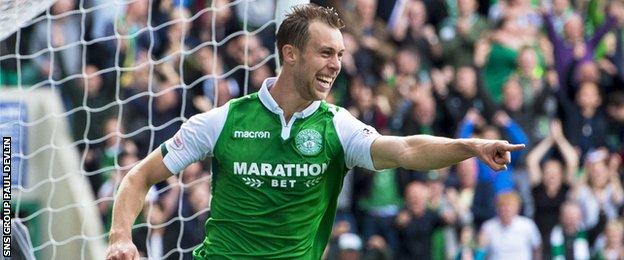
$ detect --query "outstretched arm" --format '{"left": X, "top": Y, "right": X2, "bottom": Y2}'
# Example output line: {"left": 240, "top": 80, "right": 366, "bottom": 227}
{"left": 371, "top": 135, "right": 525, "bottom": 171}
{"left": 106, "top": 149, "right": 173, "bottom": 260}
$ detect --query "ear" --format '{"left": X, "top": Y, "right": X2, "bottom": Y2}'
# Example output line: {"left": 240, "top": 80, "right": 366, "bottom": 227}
{"left": 282, "top": 44, "right": 298, "bottom": 65}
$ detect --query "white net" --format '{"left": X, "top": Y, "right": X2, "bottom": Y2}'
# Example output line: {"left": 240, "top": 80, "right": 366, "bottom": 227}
{"left": 0, "top": 0, "right": 302, "bottom": 258}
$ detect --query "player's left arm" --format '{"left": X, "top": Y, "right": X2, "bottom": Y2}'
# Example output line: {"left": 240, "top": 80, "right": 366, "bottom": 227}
{"left": 370, "top": 135, "right": 525, "bottom": 171}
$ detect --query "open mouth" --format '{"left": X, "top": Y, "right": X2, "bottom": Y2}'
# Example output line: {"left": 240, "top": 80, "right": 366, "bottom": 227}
{"left": 316, "top": 75, "right": 333, "bottom": 88}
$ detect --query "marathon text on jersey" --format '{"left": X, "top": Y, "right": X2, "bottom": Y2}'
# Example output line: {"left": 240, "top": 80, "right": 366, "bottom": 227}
{"left": 233, "top": 162, "right": 328, "bottom": 177}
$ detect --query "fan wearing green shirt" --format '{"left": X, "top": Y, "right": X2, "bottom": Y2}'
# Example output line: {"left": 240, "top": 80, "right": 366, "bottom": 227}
{"left": 105, "top": 4, "right": 524, "bottom": 260}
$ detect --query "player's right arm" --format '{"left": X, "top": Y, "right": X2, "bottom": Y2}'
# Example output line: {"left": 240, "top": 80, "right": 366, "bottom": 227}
{"left": 105, "top": 103, "right": 229, "bottom": 260}
{"left": 105, "top": 149, "right": 172, "bottom": 260}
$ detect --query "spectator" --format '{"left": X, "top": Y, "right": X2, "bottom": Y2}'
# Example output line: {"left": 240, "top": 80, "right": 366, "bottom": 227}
{"left": 516, "top": 46, "right": 547, "bottom": 107}
{"left": 97, "top": 0, "right": 162, "bottom": 75}
{"left": 29, "top": 0, "right": 82, "bottom": 83}
{"left": 426, "top": 172, "right": 458, "bottom": 259}
{"left": 457, "top": 109, "right": 529, "bottom": 194}
{"left": 489, "top": 0, "right": 542, "bottom": 32}
{"left": 501, "top": 76, "right": 535, "bottom": 144}
{"left": 69, "top": 64, "right": 118, "bottom": 142}
{"left": 592, "top": 220, "right": 624, "bottom": 259}
{"left": 479, "top": 192, "right": 542, "bottom": 260}
{"left": 436, "top": 66, "right": 497, "bottom": 132}
{"left": 542, "top": 4, "right": 617, "bottom": 95}
{"left": 190, "top": 0, "right": 238, "bottom": 43}
{"left": 234, "top": 0, "right": 275, "bottom": 49}
{"left": 223, "top": 34, "right": 270, "bottom": 92}
{"left": 572, "top": 149, "right": 624, "bottom": 228}
{"left": 454, "top": 225, "right": 486, "bottom": 260}
{"left": 326, "top": 222, "right": 357, "bottom": 260}
{"left": 362, "top": 235, "right": 393, "bottom": 260}
{"left": 134, "top": 203, "right": 168, "bottom": 258}
{"left": 162, "top": 8, "right": 195, "bottom": 68}
{"left": 354, "top": 166, "right": 402, "bottom": 253}
{"left": 164, "top": 170, "right": 211, "bottom": 260}
{"left": 440, "top": 0, "right": 491, "bottom": 68}
{"left": 87, "top": 0, "right": 125, "bottom": 40}
{"left": 348, "top": 85, "right": 389, "bottom": 131}
{"left": 606, "top": 91, "right": 624, "bottom": 152}
{"left": 391, "top": 0, "right": 441, "bottom": 69}
{"left": 395, "top": 181, "right": 455, "bottom": 260}
{"left": 97, "top": 148, "right": 140, "bottom": 230}
{"left": 446, "top": 157, "right": 496, "bottom": 230}
{"left": 343, "top": 0, "right": 395, "bottom": 65}
{"left": 400, "top": 92, "right": 449, "bottom": 136}
{"left": 556, "top": 81, "right": 609, "bottom": 160}
{"left": 526, "top": 119, "right": 578, "bottom": 257}
{"left": 549, "top": 201, "right": 606, "bottom": 259}
{"left": 336, "top": 233, "right": 363, "bottom": 260}
{"left": 481, "top": 13, "right": 535, "bottom": 103}
{"left": 614, "top": 0, "right": 624, "bottom": 82}
{"left": 182, "top": 46, "right": 238, "bottom": 111}
{"left": 391, "top": 48, "right": 426, "bottom": 117}
{"left": 544, "top": 0, "right": 574, "bottom": 36}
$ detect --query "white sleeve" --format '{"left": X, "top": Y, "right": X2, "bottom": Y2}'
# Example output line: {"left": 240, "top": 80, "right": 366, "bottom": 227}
{"left": 333, "top": 108, "right": 381, "bottom": 170}
{"left": 161, "top": 103, "right": 229, "bottom": 174}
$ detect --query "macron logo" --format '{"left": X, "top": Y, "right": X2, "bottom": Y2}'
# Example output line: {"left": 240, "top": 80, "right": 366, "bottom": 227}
{"left": 233, "top": 130, "right": 271, "bottom": 139}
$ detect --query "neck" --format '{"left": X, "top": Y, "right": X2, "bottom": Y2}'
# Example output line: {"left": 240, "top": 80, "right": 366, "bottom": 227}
{"left": 581, "top": 107, "right": 596, "bottom": 118}
{"left": 460, "top": 13, "right": 472, "bottom": 19}
{"left": 563, "top": 226, "right": 577, "bottom": 235}
{"left": 545, "top": 183, "right": 561, "bottom": 195}
{"left": 270, "top": 75, "right": 314, "bottom": 121}
{"left": 500, "top": 217, "right": 514, "bottom": 226}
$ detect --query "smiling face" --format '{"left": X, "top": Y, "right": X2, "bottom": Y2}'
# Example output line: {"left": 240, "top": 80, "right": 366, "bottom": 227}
{"left": 291, "top": 21, "right": 345, "bottom": 101}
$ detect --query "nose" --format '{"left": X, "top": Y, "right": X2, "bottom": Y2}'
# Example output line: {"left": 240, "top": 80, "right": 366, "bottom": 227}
{"left": 328, "top": 54, "right": 341, "bottom": 73}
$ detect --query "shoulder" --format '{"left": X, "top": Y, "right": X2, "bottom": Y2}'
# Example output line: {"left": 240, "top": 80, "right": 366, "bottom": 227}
{"left": 318, "top": 101, "right": 343, "bottom": 116}
{"left": 482, "top": 218, "right": 499, "bottom": 231}
{"left": 515, "top": 216, "right": 538, "bottom": 230}
{"left": 228, "top": 92, "right": 260, "bottom": 107}
{"left": 186, "top": 101, "right": 231, "bottom": 127}
{"left": 323, "top": 103, "right": 358, "bottom": 122}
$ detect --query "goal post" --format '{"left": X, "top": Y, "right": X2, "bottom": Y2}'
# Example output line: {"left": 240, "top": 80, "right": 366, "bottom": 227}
{"left": 0, "top": 87, "right": 106, "bottom": 259}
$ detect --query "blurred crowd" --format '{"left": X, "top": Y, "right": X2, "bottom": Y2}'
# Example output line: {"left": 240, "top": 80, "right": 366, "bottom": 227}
{"left": 1, "top": 0, "right": 624, "bottom": 259}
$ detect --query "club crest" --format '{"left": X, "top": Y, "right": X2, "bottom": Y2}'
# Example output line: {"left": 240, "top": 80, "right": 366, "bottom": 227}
{"left": 295, "top": 129, "right": 323, "bottom": 156}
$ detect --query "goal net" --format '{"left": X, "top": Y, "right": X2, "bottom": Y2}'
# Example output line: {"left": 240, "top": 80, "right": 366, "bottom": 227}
{"left": 0, "top": 0, "right": 307, "bottom": 258}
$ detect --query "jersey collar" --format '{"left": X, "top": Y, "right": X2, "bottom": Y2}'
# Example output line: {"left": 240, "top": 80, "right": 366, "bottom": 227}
{"left": 258, "top": 77, "right": 321, "bottom": 119}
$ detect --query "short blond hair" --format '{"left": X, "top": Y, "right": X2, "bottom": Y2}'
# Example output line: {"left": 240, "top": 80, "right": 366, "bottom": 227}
{"left": 496, "top": 191, "right": 521, "bottom": 207}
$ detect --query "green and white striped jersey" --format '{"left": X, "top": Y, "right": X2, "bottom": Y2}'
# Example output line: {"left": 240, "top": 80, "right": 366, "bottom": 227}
{"left": 161, "top": 77, "right": 380, "bottom": 259}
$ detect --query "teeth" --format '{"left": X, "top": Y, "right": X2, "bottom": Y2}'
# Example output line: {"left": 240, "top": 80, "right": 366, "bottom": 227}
{"left": 316, "top": 76, "right": 332, "bottom": 83}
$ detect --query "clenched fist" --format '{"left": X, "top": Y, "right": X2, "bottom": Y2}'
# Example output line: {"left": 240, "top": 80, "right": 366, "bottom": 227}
{"left": 105, "top": 239, "right": 140, "bottom": 260}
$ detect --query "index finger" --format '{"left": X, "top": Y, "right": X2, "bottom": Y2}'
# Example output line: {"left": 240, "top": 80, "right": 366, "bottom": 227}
{"left": 502, "top": 143, "right": 525, "bottom": 151}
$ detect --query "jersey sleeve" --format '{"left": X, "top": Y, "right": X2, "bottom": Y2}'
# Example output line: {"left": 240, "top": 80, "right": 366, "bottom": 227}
{"left": 332, "top": 108, "right": 381, "bottom": 170}
{"left": 161, "top": 103, "right": 229, "bottom": 174}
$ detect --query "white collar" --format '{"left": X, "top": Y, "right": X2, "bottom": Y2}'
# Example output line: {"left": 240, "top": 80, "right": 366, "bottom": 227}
{"left": 258, "top": 77, "right": 321, "bottom": 119}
